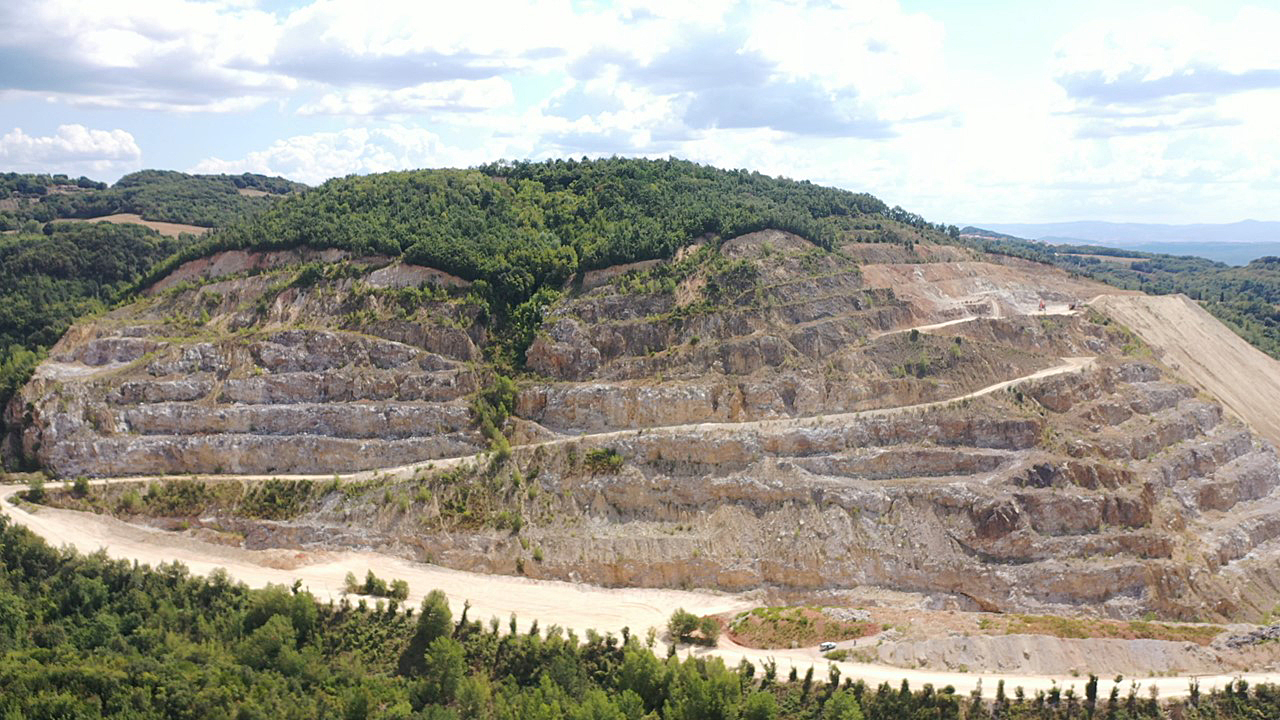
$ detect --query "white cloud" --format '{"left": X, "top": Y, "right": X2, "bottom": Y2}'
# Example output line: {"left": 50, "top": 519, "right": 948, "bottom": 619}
{"left": 0, "top": 0, "right": 289, "bottom": 111}
{"left": 188, "top": 126, "right": 514, "bottom": 185}
{"left": 0, "top": 124, "right": 142, "bottom": 176}
{"left": 297, "top": 78, "right": 516, "bottom": 116}
{"left": 1052, "top": 6, "right": 1280, "bottom": 132}
{"left": 11, "top": 0, "right": 1277, "bottom": 224}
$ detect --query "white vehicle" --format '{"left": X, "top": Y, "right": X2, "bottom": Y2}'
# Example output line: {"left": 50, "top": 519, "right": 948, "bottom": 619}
{"left": 819, "top": 641, "right": 837, "bottom": 652}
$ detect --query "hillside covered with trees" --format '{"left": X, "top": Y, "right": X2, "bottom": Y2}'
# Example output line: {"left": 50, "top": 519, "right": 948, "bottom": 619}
{"left": 151, "top": 157, "right": 905, "bottom": 299}
{"left": 0, "top": 170, "right": 305, "bottom": 230}
{"left": 0, "top": 223, "right": 189, "bottom": 439}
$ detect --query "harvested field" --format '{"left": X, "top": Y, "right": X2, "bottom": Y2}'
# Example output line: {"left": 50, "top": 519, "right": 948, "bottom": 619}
{"left": 57, "top": 213, "right": 209, "bottom": 237}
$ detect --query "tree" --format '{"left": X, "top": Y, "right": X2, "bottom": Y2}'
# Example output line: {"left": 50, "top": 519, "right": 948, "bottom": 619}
{"left": 667, "top": 608, "right": 700, "bottom": 644}
{"left": 823, "top": 690, "right": 865, "bottom": 720}
{"left": 742, "top": 691, "right": 779, "bottom": 720}
{"left": 401, "top": 589, "right": 453, "bottom": 675}
{"left": 415, "top": 636, "right": 466, "bottom": 706}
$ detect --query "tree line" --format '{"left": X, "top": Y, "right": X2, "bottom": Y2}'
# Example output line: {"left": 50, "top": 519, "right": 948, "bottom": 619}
{"left": 0, "top": 170, "right": 304, "bottom": 230}
{"left": 1, "top": 516, "right": 1277, "bottom": 719}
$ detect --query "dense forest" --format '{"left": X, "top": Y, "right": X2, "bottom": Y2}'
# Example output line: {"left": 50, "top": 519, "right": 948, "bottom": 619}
{"left": 0, "top": 170, "right": 304, "bottom": 230}
{"left": 1, "top": 516, "right": 1276, "bottom": 719}
{"left": 961, "top": 230, "right": 1280, "bottom": 359}
{"left": 147, "top": 158, "right": 901, "bottom": 302}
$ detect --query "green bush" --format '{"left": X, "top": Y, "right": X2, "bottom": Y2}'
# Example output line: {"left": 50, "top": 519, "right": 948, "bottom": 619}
{"left": 584, "top": 448, "right": 624, "bottom": 474}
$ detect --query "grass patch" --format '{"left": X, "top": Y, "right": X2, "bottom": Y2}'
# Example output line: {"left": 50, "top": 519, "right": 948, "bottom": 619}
{"left": 986, "top": 614, "right": 1224, "bottom": 645}
{"left": 727, "top": 607, "right": 879, "bottom": 650}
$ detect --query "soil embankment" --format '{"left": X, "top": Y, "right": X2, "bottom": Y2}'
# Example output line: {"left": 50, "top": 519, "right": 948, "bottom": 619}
{"left": 1092, "top": 294, "right": 1280, "bottom": 448}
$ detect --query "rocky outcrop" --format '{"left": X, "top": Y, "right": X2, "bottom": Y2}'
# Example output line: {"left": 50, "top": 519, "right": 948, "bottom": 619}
{"left": 4, "top": 262, "right": 489, "bottom": 476}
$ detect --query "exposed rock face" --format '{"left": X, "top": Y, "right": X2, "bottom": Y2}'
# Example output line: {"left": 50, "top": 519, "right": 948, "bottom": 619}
{"left": 11, "top": 230, "right": 1280, "bottom": 623}
{"left": 4, "top": 262, "right": 488, "bottom": 476}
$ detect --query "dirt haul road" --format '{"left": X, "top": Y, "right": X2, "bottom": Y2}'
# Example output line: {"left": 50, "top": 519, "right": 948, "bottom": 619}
{"left": 1091, "top": 294, "right": 1280, "bottom": 449}
{"left": 4, "top": 481, "right": 1274, "bottom": 701}
{"left": 2, "top": 348, "right": 1272, "bottom": 698}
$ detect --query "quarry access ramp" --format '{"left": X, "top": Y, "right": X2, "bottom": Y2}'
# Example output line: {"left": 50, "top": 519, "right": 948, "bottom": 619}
{"left": 1091, "top": 293, "right": 1280, "bottom": 449}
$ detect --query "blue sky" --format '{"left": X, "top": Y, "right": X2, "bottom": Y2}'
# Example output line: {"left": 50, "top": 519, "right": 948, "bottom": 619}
{"left": 1, "top": 0, "right": 1277, "bottom": 225}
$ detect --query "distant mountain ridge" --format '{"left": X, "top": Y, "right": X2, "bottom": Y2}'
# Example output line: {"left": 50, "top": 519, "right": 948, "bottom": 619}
{"left": 966, "top": 221, "right": 1280, "bottom": 266}
{"left": 972, "top": 220, "right": 1280, "bottom": 244}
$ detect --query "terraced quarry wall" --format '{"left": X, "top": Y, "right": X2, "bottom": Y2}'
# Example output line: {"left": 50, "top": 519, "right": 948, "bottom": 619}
{"left": 9, "top": 231, "right": 1280, "bottom": 623}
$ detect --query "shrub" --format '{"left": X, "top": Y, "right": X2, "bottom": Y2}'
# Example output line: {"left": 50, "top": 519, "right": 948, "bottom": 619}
{"left": 668, "top": 608, "right": 700, "bottom": 644}
{"left": 699, "top": 616, "right": 721, "bottom": 647}
{"left": 668, "top": 609, "right": 720, "bottom": 646}
{"left": 493, "top": 510, "right": 523, "bottom": 534}
{"left": 389, "top": 579, "right": 410, "bottom": 601}
{"left": 584, "top": 448, "right": 624, "bottom": 474}
{"left": 363, "top": 570, "right": 389, "bottom": 598}
{"left": 117, "top": 489, "right": 141, "bottom": 514}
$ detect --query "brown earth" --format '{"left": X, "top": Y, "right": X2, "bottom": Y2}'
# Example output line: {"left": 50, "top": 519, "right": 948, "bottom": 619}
{"left": 56, "top": 213, "right": 210, "bottom": 237}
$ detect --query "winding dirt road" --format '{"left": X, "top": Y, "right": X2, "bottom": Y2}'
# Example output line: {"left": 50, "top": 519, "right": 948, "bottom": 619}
{"left": 2, "top": 330, "right": 1273, "bottom": 698}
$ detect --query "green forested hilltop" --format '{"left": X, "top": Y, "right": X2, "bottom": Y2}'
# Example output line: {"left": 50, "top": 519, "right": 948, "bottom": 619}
{"left": 0, "top": 517, "right": 1273, "bottom": 719}
{"left": 146, "top": 158, "right": 935, "bottom": 309}
{"left": 0, "top": 170, "right": 305, "bottom": 230}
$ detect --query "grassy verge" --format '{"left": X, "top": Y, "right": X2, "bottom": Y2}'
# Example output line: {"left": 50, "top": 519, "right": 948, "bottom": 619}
{"left": 727, "top": 606, "right": 879, "bottom": 650}
{"left": 980, "top": 614, "right": 1224, "bottom": 645}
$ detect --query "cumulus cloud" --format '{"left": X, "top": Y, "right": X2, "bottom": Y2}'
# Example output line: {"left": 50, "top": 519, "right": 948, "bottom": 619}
{"left": 560, "top": 3, "right": 944, "bottom": 140}
{"left": 297, "top": 78, "right": 515, "bottom": 116}
{"left": 0, "top": 0, "right": 946, "bottom": 136}
{"left": 189, "top": 127, "right": 501, "bottom": 185}
{"left": 0, "top": 125, "right": 142, "bottom": 176}
{"left": 1053, "top": 6, "right": 1280, "bottom": 137}
{"left": 0, "top": 0, "right": 288, "bottom": 111}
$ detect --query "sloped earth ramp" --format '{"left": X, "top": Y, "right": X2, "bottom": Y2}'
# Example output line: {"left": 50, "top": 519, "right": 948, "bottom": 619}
{"left": 1092, "top": 294, "right": 1280, "bottom": 448}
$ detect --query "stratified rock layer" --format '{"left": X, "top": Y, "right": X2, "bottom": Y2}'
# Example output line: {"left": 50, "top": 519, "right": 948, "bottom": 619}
{"left": 11, "top": 233, "right": 1280, "bottom": 622}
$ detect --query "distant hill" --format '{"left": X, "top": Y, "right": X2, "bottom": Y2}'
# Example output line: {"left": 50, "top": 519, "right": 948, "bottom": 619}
{"left": 971, "top": 220, "right": 1280, "bottom": 266}
{"left": 0, "top": 170, "right": 306, "bottom": 230}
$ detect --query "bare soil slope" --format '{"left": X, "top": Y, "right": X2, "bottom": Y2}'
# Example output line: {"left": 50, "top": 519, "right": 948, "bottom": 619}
{"left": 1092, "top": 294, "right": 1280, "bottom": 449}
{"left": 58, "top": 213, "right": 210, "bottom": 237}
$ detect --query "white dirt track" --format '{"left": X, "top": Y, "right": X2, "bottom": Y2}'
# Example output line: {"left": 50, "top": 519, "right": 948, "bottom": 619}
{"left": 4, "top": 311, "right": 1278, "bottom": 699}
